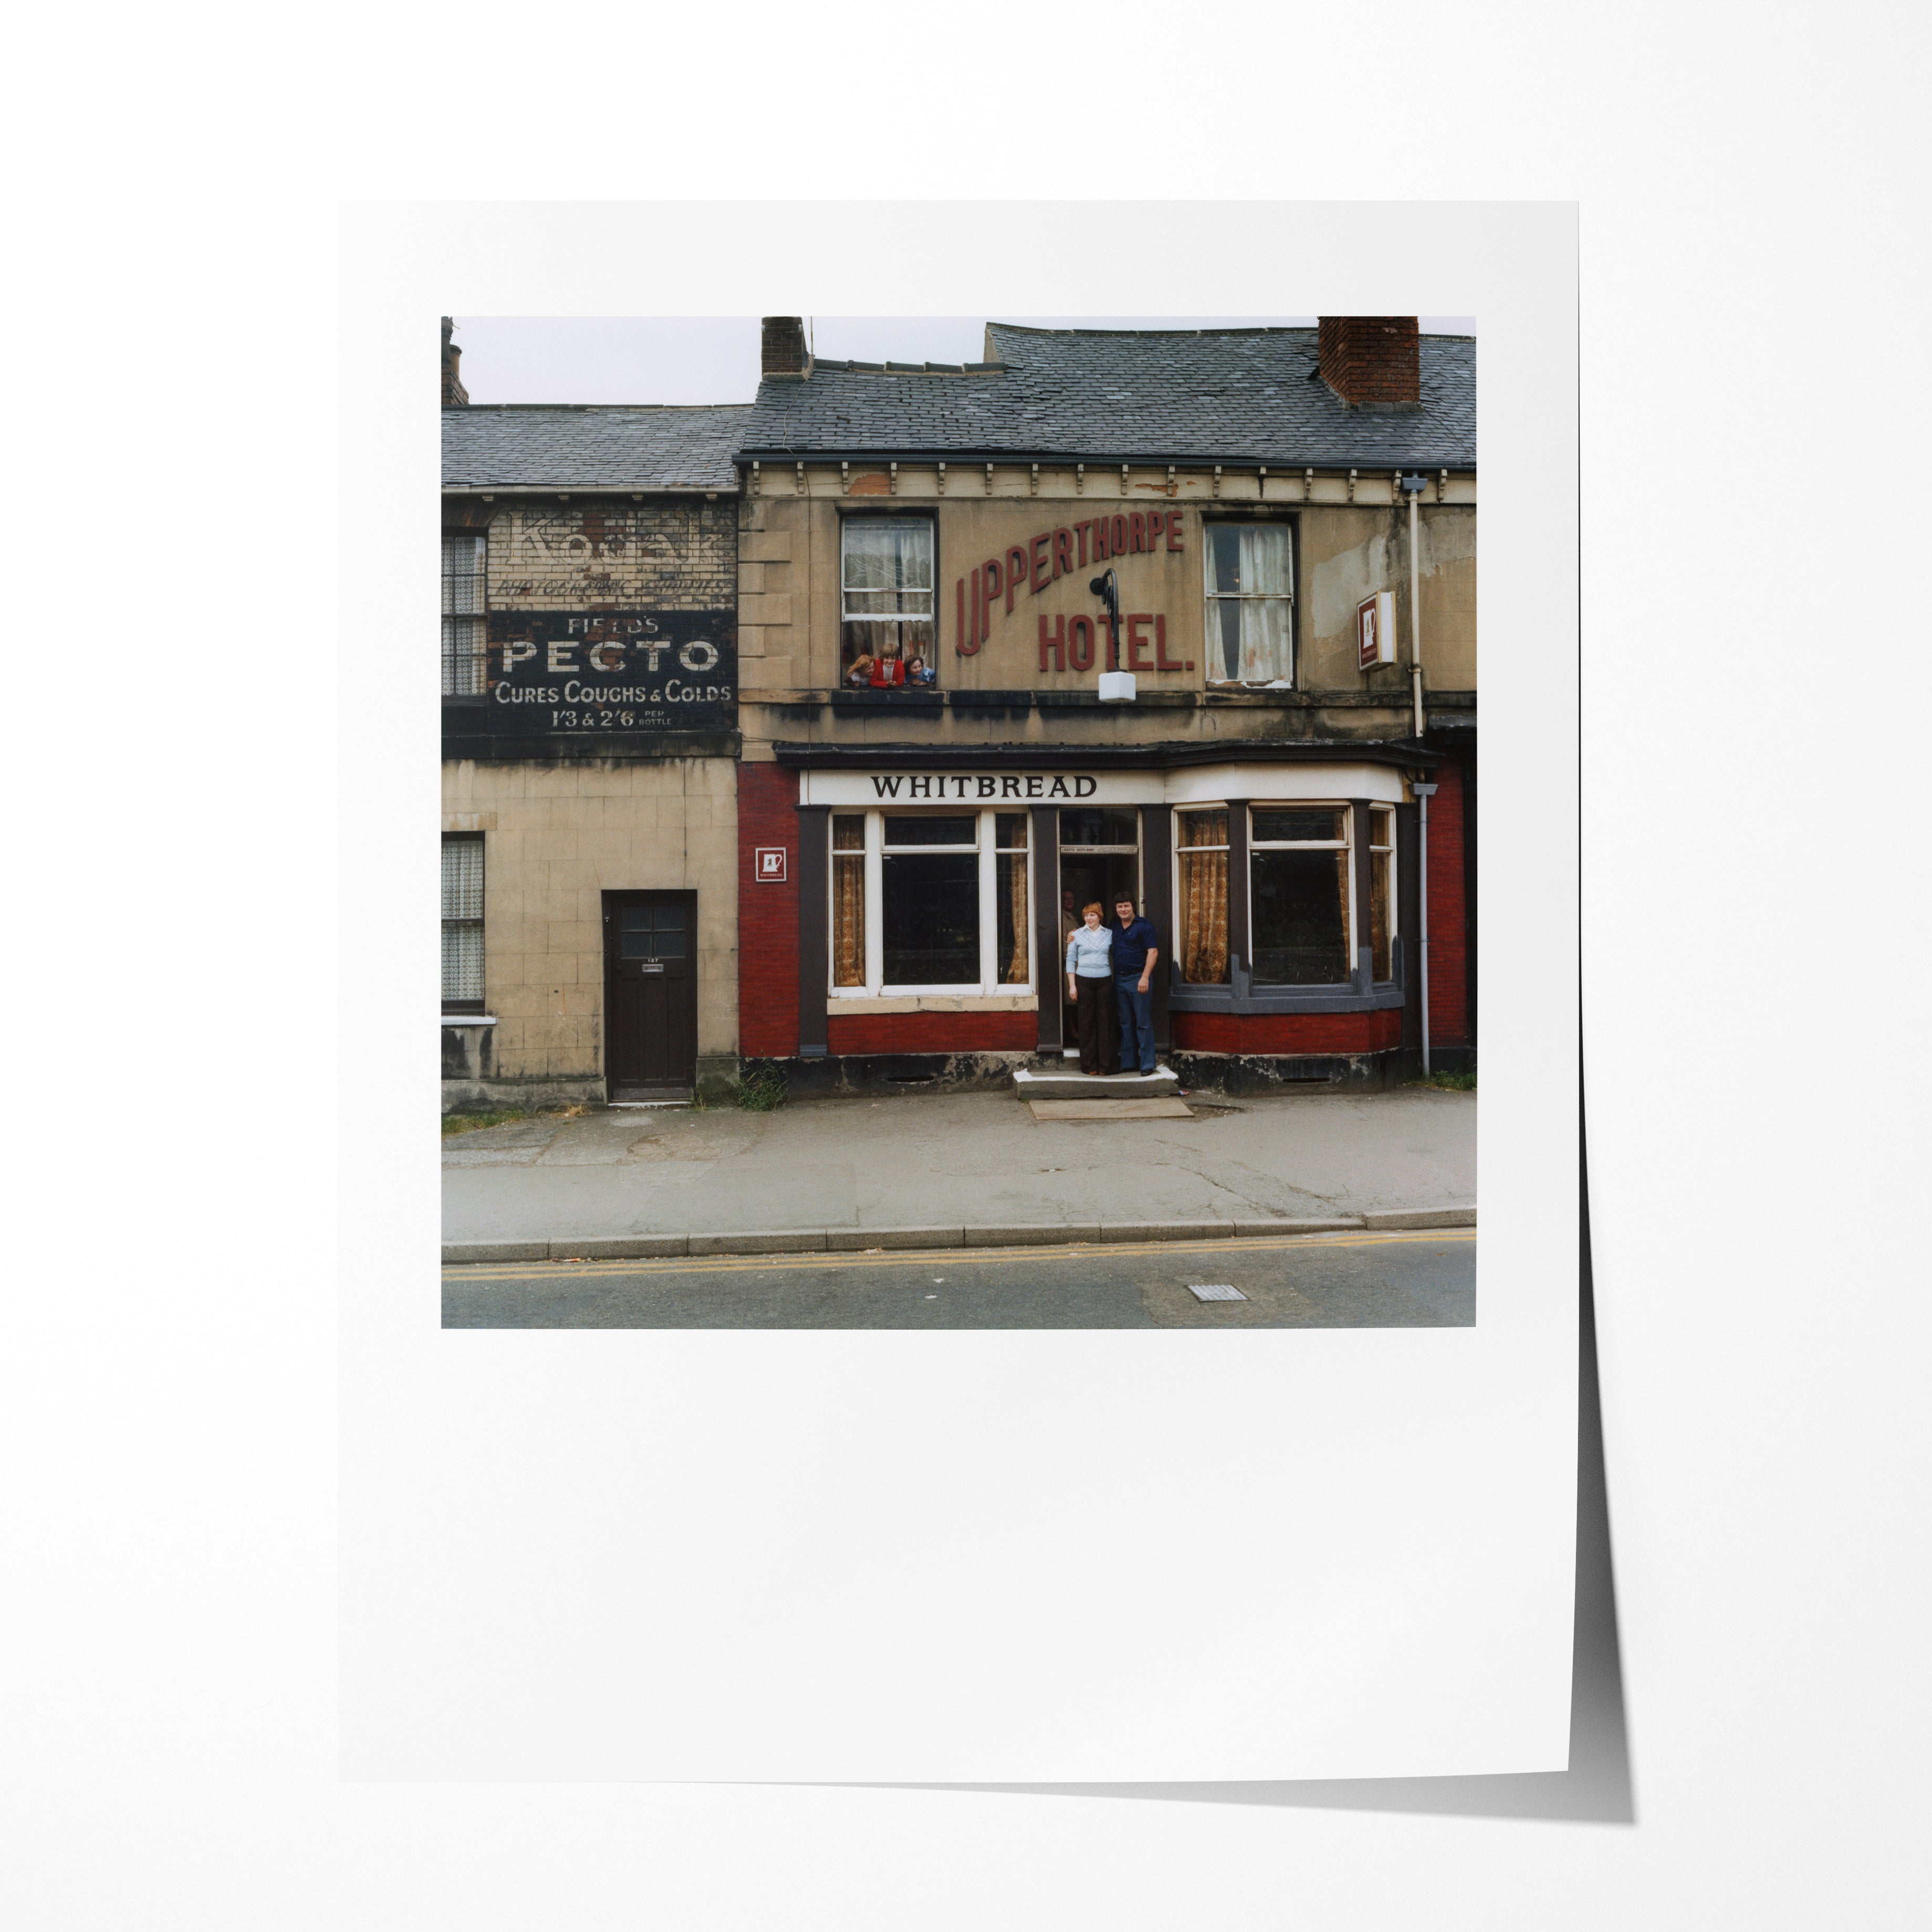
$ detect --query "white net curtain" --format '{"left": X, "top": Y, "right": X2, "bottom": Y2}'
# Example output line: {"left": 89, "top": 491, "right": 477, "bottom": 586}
{"left": 1204, "top": 524, "right": 1292, "bottom": 684}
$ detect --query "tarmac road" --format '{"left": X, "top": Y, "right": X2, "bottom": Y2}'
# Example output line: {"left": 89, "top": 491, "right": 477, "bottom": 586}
{"left": 441, "top": 1228, "right": 1476, "bottom": 1330}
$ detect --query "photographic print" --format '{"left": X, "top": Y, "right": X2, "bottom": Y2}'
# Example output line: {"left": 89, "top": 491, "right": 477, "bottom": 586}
{"left": 440, "top": 312, "right": 1478, "bottom": 1329}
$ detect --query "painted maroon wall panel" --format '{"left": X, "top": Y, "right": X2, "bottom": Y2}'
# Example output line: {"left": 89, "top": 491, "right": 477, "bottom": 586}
{"left": 737, "top": 763, "right": 800, "bottom": 1057}
{"left": 1426, "top": 758, "right": 1470, "bottom": 1048}
{"left": 1171, "top": 1008, "right": 1402, "bottom": 1055}
{"left": 825, "top": 1010, "right": 1037, "bottom": 1057}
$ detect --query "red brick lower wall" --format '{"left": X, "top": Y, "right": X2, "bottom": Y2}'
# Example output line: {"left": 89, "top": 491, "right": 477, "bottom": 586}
{"left": 1427, "top": 756, "right": 1471, "bottom": 1048}
{"left": 826, "top": 1010, "right": 1038, "bottom": 1056}
{"left": 1171, "top": 1007, "right": 1403, "bottom": 1056}
{"left": 738, "top": 763, "right": 800, "bottom": 1058}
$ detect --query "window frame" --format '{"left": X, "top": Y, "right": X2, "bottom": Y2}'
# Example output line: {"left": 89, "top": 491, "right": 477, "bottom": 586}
{"left": 442, "top": 530, "right": 488, "bottom": 697}
{"left": 1202, "top": 516, "right": 1297, "bottom": 688}
{"left": 1367, "top": 803, "right": 1398, "bottom": 985}
{"left": 827, "top": 807, "right": 1035, "bottom": 997}
{"left": 1171, "top": 803, "right": 1234, "bottom": 988}
{"left": 838, "top": 511, "right": 939, "bottom": 688}
{"left": 1247, "top": 800, "right": 1355, "bottom": 989}
{"left": 441, "top": 831, "right": 486, "bottom": 1014}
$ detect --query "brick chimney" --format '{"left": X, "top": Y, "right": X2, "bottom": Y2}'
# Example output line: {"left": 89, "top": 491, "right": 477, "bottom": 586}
{"left": 761, "top": 316, "right": 811, "bottom": 381}
{"left": 1317, "top": 317, "right": 1420, "bottom": 408}
{"left": 441, "top": 316, "right": 468, "bottom": 407}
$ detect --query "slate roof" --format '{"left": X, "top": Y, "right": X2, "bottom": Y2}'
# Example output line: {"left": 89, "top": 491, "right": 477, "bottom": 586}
{"left": 442, "top": 404, "right": 749, "bottom": 492}
{"left": 738, "top": 325, "right": 1475, "bottom": 468}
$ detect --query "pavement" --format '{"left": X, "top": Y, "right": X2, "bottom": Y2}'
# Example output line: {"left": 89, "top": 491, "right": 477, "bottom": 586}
{"left": 443, "top": 1082, "right": 1475, "bottom": 1262}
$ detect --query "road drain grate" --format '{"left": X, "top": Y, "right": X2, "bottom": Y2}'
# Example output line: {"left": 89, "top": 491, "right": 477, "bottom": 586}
{"left": 1187, "top": 1283, "right": 1248, "bottom": 1302}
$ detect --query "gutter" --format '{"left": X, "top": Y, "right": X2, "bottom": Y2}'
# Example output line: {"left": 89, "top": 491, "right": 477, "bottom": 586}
{"left": 770, "top": 739, "right": 1440, "bottom": 771}
{"left": 734, "top": 450, "right": 1476, "bottom": 473}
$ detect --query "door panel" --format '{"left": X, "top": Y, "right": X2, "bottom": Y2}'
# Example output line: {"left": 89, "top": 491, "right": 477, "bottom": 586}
{"left": 604, "top": 893, "right": 697, "bottom": 1098}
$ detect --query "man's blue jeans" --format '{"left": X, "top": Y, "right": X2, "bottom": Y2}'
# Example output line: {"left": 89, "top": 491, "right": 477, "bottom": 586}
{"left": 1114, "top": 974, "right": 1156, "bottom": 1074}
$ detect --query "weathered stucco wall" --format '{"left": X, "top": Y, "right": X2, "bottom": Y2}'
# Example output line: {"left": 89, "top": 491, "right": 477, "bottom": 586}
{"left": 736, "top": 469, "right": 1475, "bottom": 757}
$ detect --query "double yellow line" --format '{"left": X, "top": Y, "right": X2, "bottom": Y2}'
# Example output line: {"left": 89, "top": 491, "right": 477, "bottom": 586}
{"left": 444, "top": 1226, "right": 1475, "bottom": 1286}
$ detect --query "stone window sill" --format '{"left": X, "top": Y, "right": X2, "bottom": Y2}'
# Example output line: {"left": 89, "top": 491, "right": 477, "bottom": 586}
{"left": 441, "top": 1014, "right": 498, "bottom": 1026}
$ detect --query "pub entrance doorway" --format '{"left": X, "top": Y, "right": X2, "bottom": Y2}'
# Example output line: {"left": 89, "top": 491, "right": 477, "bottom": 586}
{"left": 602, "top": 890, "right": 697, "bottom": 1100}
{"left": 1057, "top": 807, "right": 1141, "bottom": 1056}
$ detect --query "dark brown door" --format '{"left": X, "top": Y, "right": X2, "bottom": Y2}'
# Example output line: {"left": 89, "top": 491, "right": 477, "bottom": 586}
{"left": 603, "top": 892, "right": 697, "bottom": 1100}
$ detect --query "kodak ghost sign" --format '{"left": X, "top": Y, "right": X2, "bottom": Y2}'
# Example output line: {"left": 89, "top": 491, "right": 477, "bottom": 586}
{"left": 484, "top": 611, "right": 737, "bottom": 734}
{"left": 955, "top": 507, "right": 1193, "bottom": 676}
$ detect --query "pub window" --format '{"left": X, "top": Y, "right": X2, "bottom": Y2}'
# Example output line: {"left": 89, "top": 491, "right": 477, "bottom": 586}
{"left": 840, "top": 518, "right": 936, "bottom": 686}
{"left": 442, "top": 531, "right": 487, "bottom": 695}
{"left": 1174, "top": 807, "right": 1231, "bottom": 985}
{"left": 1369, "top": 805, "right": 1397, "bottom": 982}
{"left": 1203, "top": 522, "right": 1293, "bottom": 685}
{"left": 882, "top": 813, "right": 978, "bottom": 985}
{"left": 1249, "top": 805, "right": 1352, "bottom": 985}
{"left": 828, "top": 810, "right": 1033, "bottom": 995}
{"left": 441, "top": 832, "right": 485, "bottom": 1012}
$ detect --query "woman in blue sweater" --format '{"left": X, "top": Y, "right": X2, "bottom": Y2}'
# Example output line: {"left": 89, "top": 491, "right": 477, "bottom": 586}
{"left": 1065, "top": 902, "right": 1119, "bottom": 1075}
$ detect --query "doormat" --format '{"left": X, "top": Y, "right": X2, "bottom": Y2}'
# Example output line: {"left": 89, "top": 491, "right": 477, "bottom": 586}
{"left": 1026, "top": 1098, "right": 1196, "bottom": 1122}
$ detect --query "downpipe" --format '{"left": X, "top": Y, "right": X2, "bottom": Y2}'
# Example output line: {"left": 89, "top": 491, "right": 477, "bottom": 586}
{"left": 1413, "top": 780, "right": 1437, "bottom": 1077}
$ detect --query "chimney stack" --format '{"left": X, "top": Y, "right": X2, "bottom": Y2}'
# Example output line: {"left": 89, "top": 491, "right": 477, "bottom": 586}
{"left": 442, "top": 316, "right": 468, "bottom": 407}
{"left": 761, "top": 316, "right": 811, "bottom": 381}
{"left": 1317, "top": 317, "right": 1420, "bottom": 408}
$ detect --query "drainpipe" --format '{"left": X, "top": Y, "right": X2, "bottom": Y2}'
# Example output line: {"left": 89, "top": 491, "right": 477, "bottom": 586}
{"left": 1412, "top": 780, "right": 1437, "bottom": 1075}
{"left": 1401, "top": 472, "right": 1426, "bottom": 738}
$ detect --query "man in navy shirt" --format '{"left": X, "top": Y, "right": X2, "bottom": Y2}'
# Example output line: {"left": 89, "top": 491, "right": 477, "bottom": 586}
{"left": 1110, "top": 894, "right": 1161, "bottom": 1075}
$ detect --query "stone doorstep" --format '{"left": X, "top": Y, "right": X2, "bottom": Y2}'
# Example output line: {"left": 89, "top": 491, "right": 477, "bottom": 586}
{"left": 1013, "top": 1066, "right": 1183, "bottom": 1103}
{"left": 439, "top": 1210, "right": 1475, "bottom": 1266}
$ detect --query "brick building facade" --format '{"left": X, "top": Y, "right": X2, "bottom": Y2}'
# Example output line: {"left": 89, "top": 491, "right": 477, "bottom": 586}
{"left": 731, "top": 317, "right": 1476, "bottom": 1095}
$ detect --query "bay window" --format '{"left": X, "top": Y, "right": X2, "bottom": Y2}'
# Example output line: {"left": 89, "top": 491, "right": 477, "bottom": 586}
{"left": 829, "top": 810, "right": 1031, "bottom": 994}
{"left": 840, "top": 518, "right": 935, "bottom": 684}
{"left": 1169, "top": 801, "right": 1401, "bottom": 995}
{"left": 1203, "top": 521, "right": 1293, "bottom": 685}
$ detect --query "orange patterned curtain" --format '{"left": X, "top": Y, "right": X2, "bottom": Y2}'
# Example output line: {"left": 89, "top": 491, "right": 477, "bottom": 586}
{"left": 1178, "top": 809, "right": 1230, "bottom": 983}
{"left": 832, "top": 817, "right": 865, "bottom": 987}
{"left": 1004, "top": 853, "right": 1029, "bottom": 982}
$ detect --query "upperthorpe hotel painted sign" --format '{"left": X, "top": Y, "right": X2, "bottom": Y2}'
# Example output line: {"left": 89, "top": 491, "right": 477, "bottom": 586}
{"left": 484, "top": 610, "right": 736, "bottom": 734}
{"left": 957, "top": 508, "right": 1194, "bottom": 675}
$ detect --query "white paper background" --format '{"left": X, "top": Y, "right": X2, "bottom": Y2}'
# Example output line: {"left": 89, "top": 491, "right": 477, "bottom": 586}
{"left": 339, "top": 200, "right": 1578, "bottom": 1782}
{"left": 10, "top": 5, "right": 1920, "bottom": 1925}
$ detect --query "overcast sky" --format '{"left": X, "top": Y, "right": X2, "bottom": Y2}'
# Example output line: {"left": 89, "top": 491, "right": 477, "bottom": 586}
{"left": 448, "top": 316, "right": 1478, "bottom": 406}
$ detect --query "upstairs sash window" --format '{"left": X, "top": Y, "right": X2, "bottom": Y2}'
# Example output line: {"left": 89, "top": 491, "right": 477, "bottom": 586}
{"left": 841, "top": 519, "right": 935, "bottom": 684}
{"left": 1203, "top": 523, "right": 1292, "bottom": 685}
{"left": 442, "top": 532, "right": 487, "bottom": 695}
